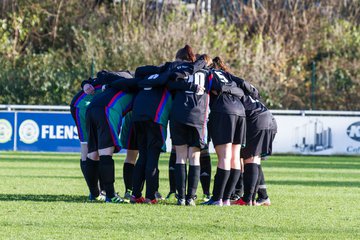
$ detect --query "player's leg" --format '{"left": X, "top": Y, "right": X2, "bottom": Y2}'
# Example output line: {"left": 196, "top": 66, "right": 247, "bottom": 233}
{"left": 186, "top": 146, "right": 201, "bottom": 206}
{"left": 165, "top": 147, "right": 177, "bottom": 200}
{"left": 222, "top": 144, "right": 241, "bottom": 206}
{"left": 202, "top": 143, "right": 231, "bottom": 206}
{"left": 255, "top": 164, "right": 271, "bottom": 206}
{"left": 97, "top": 107, "right": 124, "bottom": 203}
{"left": 143, "top": 122, "right": 163, "bottom": 204}
{"left": 200, "top": 148, "right": 211, "bottom": 201}
{"left": 84, "top": 108, "right": 103, "bottom": 201}
{"left": 233, "top": 156, "right": 260, "bottom": 206}
{"left": 131, "top": 121, "right": 147, "bottom": 203}
{"left": 174, "top": 144, "right": 188, "bottom": 205}
{"left": 123, "top": 150, "right": 138, "bottom": 201}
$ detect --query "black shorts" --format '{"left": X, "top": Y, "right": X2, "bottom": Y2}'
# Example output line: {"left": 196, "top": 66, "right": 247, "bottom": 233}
{"left": 134, "top": 121, "right": 164, "bottom": 151}
{"left": 170, "top": 120, "right": 207, "bottom": 149}
{"left": 241, "top": 128, "right": 277, "bottom": 159}
{"left": 209, "top": 113, "right": 246, "bottom": 147}
{"left": 87, "top": 107, "right": 122, "bottom": 154}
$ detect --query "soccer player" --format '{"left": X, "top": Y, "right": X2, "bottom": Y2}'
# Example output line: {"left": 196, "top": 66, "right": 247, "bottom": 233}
{"left": 119, "top": 111, "right": 164, "bottom": 202}
{"left": 201, "top": 57, "right": 247, "bottom": 206}
{"left": 232, "top": 85, "right": 277, "bottom": 206}
{"left": 168, "top": 50, "right": 212, "bottom": 206}
{"left": 86, "top": 71, "right": 134, "bottom": 203}
{"left": 128, "top": 63, "right": 177, "bottom": 204}
{"left": 70, "top": 70, "right": 127, "bottom": 201}
{"left": 204, "top": 56, "right": 261, "bottom": 206}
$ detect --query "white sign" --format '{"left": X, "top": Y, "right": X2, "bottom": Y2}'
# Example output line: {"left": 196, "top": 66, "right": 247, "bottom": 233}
{"left": 273, "top": 116, "right": 360, "bottom": 155}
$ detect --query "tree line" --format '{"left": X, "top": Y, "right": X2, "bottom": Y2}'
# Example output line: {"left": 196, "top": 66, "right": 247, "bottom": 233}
{"left": 0, "top": 0, "right": 359, "bottom": 110}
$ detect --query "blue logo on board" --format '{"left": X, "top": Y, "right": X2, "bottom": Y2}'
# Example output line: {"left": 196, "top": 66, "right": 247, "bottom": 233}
{"left": 347, "top": 122, "right": 360, "bottom": 142}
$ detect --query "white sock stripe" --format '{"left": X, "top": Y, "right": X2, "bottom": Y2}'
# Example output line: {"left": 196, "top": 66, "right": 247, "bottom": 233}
{"left": 258, "top": 185, "right": 267, "bottom": 189}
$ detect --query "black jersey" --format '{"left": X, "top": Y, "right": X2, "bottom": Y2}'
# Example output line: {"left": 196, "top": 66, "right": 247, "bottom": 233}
{"left": 80, "top": 70, "right": 133, "bottom": 89}
{"left": 242, "top": 95, "right": 276, "bottom": 130}
{"left": 210, "top": 69, "right": 245, "bottom": 116}
{"left": 131, "top": 62, "right": 183, "bottom": 126}
{"left": 222, "top": 72, "right": 260, "bottom": 100}
{"left": 169, "top": 68, "right": 210, "bottom": 128}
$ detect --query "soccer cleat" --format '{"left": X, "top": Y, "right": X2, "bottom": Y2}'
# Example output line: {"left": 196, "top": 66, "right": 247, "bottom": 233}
{"left": 130, "top": 195, "right": 146, "bottom": 204}
{"left": 186, "top": 197, "right": 196, "bottom": 206}
{"left": 88, "top": 191, "right": 106, "bottom": 202}
{"left": 232, "top": 198, "right": 252, "bottom": 206}
{"left": 96, "top": 191, "right": 106, "bottom": 201}
{"left": 256, "top": 197, "right": 271, "bottom": 206}
{"left": 176, "top": 198, "right": 186, "bottom": 206}
{"left": 123, "top": 190, "right": 132, "bottom": 203}
{"left": 222, "top": 199, "right": 231, "bottom": 206}
{"left": 105, "top": 193, "right": 124, "bottom": 203}
{"left": 145, "top": 198, "right": 158, "bottom": 204}
{"left": 202, "top": 194, "right": 211, "bottom": 202}
{"left": 154, "top": 191, "right": 164, "bottom": 201}
{"left": 201, "top": 198, "right": 223, "bottom": 206}
{"left": 230, "top": 193, "right": 242, "bottom": 201}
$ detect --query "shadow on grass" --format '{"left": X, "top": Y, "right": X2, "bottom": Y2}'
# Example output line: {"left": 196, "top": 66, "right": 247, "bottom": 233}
{"left": 267, "top": 180, "right": 360, "bottom": 188}
{"left": 0, "top": 175, "right": 83, "bottom": 179}
{"left": 0, "top": 194, "right": 88, "bottom": 202}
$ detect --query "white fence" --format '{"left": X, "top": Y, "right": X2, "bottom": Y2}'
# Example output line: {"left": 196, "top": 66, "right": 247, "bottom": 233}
{"left": 1, "top": 105, "right": 360, "bottom": 155}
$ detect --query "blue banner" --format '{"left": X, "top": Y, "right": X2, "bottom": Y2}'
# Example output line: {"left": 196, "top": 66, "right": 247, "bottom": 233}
{"left": 16, "top": 112, "right": 81, "bottom": 152}
{"left": 0, "top": 112, "right": 15, "bottom": 151}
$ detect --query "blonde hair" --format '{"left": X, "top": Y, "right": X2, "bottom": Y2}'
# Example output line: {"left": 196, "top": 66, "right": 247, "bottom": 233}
{"left": 197, "top": 54, "right": 213, "bottom": 66}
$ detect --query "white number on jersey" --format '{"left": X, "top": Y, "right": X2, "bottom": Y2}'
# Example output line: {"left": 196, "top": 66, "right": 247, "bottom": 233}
{"left": 185, "top": 72, "right": 206, "bottom": 95}
{"left": 214, "top": 71, "right": 228, "bottom": 83}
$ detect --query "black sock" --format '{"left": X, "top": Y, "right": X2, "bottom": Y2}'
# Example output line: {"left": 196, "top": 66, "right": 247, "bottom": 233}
{"left": 212, "top": 168, "right": 230, "bottom": 201}
{"left": 99, "top": 155, "right": 115, "bottom": 198}
{"left": 98, "top": 174, "right": 105, "bottom": 192}
{"left": 187, "top": 165, "right": 200, "bottom": 199}
{"left": 80, "top": 159, "right": 87, "bottom": 181}
{"left": 145, "top": 147, "right": 160, "bottom": 200}
{"left": 123, "top": 162, "right": 134, "bottom": 192}
{"left": 85, "top": 157, "right": 100, "bottom": 197}
{"left": 132, "top": 154, "right": 146, "bottom": 198}
{"left": 175, "top": 164, "right": 186, "bottom": 199}
{"left": 243, "top": 163, "right": 259, "bottom": 203}
{"left": 155, "top": 167, "right": 160, "bottom": 192}
{"left": 223, "top": 168, "right": 241, "bottom": 200}
{"left": 257, "top": 165, "right": 269, "bottom": 199}
{"left": 200, "top": 155, "right": 211, "bottom": 195}
{"left": 234, "top": 172, "right": 244, "bottom": 196}
{"left": 168, "top": 152, "right": 176, "bottom": 193}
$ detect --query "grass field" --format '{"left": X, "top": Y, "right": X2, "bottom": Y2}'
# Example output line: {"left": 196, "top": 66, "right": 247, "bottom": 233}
{"left": 0, "top": 152, "right": 359, "bottom": 239}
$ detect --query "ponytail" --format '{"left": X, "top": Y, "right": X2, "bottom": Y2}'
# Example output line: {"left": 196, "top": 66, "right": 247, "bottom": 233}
{"left": 212, "top": 56, "right": 231, "bottom": 73}
{"left": 175, "top": 44, "right": 196, "bottom": 62}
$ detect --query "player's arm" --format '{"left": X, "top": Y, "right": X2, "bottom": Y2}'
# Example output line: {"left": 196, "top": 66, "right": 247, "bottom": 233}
{"left": 228, "top": 73, "right": 260, "bottom": 99}
{"left": 106, "top": 77, "right": 142, "bottom": 92}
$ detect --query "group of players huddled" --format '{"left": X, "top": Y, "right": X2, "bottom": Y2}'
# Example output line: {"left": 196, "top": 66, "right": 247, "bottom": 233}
{"left": 70, "top": 45, "right": 277, "bottom": 206}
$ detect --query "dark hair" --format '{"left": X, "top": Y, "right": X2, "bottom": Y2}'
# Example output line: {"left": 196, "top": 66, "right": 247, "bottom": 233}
{"left": 212, "top": 56, "right": 231, "bottom": 73}
{"left": 175, "top": 44, "right": 196, "bottom": 62}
